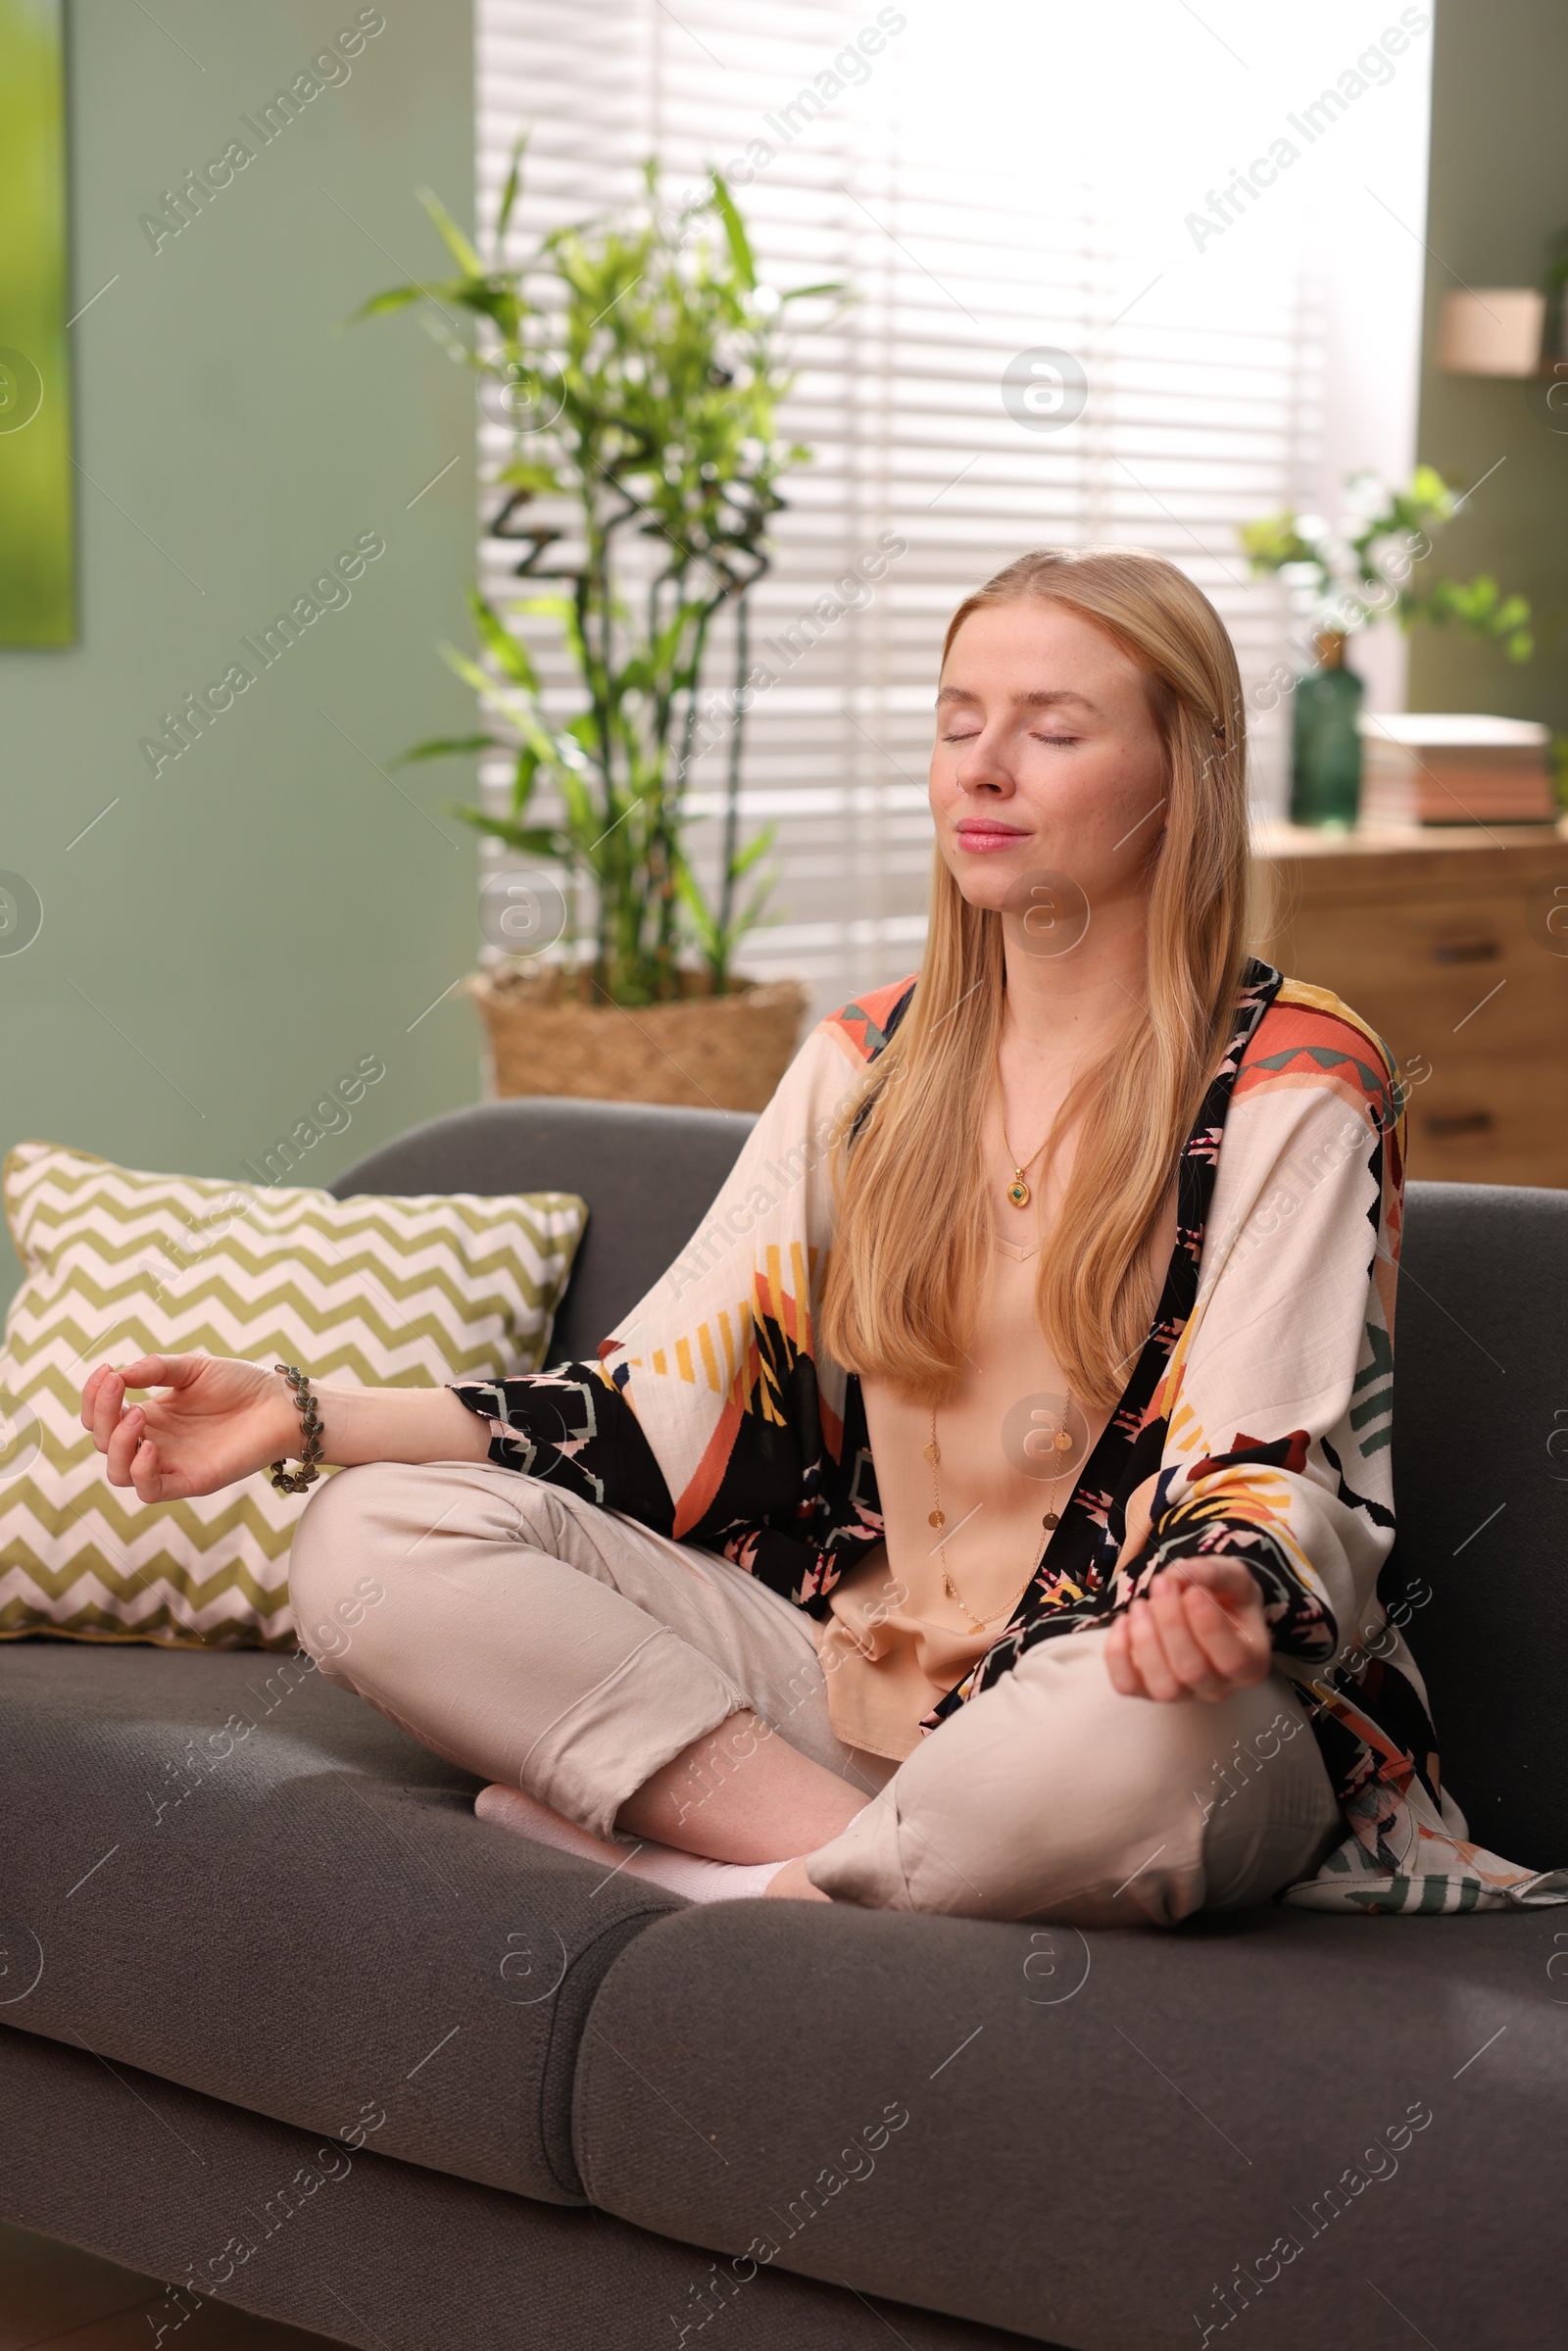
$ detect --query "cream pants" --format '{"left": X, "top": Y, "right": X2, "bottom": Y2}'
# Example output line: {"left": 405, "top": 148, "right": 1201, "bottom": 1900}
{"left": 288, "top": 1461, "right": 1341, "bottom": 1928}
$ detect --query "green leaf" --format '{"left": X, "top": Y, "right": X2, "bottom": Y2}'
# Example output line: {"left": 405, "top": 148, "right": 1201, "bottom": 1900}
{"left": 413, "top": 312, "right": 477, "bottom": 371}
{"left": 1238, "top": 512, "right": 1323, "bottom": 574}
{"left": 506, "top": 744, "right": 542, "bottom": 820}
{"left": 709, "top": 171, "right": 757, "bottom": 289}
{"left": 495, "top": 458, "right": 561, "bottom": 494}
{"left": 1407, "top": 463, "right": 1455, "bottom": 518}
{"left": 735, "top": 871, "right": 780, "bottom": 934}
{"left": 437, "top": 649, "right": 560, "bottom": 761}
{"left": 672, "top": 854, "right": 721, "bottom": 949}
{"left": 727, "top": 819, "right": 776, "bottom": 879}
{"left": 439, "top": 643, "right": 520, "bottom": 710}
{"left": 467, "top": 588, "right": 541, "bottom": 691}
{"left": 350, "top": 284, "right": 437, "bottom": 321}
{"left": 416, "top": 186, "right": 486, "bottom": 278}
{"left": 557, "top": 761, "right": 602, "bottom": 846}
{"left": 451, "top": 811, "right": 569, "bottom": 859}
{"left": 497, "top": 133, "right": 529, "bottom": 246}
{"left": 392, "top": 733, "right": 502, "bottom": 767}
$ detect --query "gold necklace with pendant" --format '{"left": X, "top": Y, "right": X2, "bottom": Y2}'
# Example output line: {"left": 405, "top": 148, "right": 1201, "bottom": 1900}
{"left": 921, "top": 1399, "right": 1074, "bottom": 1635}
{"left": 1000, "top": 1106, "right": 1051, "bottom": 1210}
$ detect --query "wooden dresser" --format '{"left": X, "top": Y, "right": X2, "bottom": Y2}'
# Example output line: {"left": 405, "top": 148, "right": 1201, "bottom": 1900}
{"left": 1251, "top": 823, "right": 1568, "bottom": 1189}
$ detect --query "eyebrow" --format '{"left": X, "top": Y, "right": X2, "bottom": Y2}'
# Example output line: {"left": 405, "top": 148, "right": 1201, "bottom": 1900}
{"left": 934, "top": 685, "right": 1102, "bottom": 716}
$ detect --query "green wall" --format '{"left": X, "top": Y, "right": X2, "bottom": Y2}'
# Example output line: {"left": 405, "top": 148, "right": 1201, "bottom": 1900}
{"left": 1408, "top": 0, "right": 1568, "bottom": 727}
{"left": 0, "top": 0, "right": 479, "bottom": 1317}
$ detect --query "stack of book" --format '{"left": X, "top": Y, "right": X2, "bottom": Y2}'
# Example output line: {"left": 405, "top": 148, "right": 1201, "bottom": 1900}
{"left": 1358, "top": 712, "right": 1558, "bottom": 826}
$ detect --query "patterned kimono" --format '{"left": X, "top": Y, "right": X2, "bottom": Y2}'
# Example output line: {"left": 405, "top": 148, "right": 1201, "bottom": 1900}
{"left": 452, "top": 959, "right": 1567, "bottom": 1915}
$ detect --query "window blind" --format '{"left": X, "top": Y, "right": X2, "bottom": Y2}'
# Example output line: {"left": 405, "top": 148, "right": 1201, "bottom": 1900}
{"left": 471, "top": 0, "right": 1382, "bottom": 1020}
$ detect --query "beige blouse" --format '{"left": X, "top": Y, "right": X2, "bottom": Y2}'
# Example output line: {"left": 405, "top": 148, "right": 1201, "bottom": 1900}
{"left": 816, "top": 1217, "right": 1112, "bottom": 1761}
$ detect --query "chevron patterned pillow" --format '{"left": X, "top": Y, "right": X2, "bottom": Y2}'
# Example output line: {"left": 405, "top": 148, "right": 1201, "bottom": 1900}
{"left": 0, "top": 1142, "right": 588, "bottom": 1649}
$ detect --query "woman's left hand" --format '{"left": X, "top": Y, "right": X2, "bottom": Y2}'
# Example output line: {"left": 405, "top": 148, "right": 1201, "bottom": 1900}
{"left": 1102, "top": 1556, "right": 1271, "bottom": 1703}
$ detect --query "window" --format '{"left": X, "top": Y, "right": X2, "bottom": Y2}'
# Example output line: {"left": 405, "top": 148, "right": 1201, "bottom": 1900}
{"left": 474, "top": 0, "right": 1432, "bottom": 1016}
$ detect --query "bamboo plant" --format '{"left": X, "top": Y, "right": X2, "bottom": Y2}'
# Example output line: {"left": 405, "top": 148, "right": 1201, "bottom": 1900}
{"left": 359, "top": 150, "right": 836, "bottom": 1004}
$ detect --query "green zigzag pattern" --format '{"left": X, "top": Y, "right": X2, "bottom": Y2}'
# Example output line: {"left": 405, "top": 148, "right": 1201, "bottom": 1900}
{"left": 1, "top": 1146, "right": 587, "bottom": 1649}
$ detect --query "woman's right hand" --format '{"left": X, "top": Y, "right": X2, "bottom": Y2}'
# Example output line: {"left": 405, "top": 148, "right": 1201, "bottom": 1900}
{"left": 80, "top": 1355, "right": 299, "bottom": 1503}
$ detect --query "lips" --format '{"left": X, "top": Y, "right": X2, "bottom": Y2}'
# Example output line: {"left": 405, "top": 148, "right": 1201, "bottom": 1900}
{"left": 955, "top": 821, "right": 1031, "bottom": 850}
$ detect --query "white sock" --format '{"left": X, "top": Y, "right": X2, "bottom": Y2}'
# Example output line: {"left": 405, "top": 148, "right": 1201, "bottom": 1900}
{"left": 473, "top": 1783, "right": 788, "bottom": 1901}
{"left": 623, "top": 1846, "right": 787, "bottom": 1901}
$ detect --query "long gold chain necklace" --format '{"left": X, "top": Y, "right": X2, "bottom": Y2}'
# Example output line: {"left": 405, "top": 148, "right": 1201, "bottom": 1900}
{"left": 921, "top": 1399, "right": 1075, "bottom": 1635}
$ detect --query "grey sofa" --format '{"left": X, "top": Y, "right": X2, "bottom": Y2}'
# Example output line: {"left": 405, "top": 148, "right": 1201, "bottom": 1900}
{"left": 1, "top": 1097, "right": 1563, "bottom": 2351}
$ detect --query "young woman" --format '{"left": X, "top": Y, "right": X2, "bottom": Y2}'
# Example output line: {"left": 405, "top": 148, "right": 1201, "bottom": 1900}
{"left": 81, "top": 549, "right": 1555, "bottom": 1921}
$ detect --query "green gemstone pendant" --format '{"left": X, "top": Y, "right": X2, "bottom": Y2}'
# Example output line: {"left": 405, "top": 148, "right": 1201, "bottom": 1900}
{"left": 1006, "top": 1177, "right": 1030, "bottom": 1208}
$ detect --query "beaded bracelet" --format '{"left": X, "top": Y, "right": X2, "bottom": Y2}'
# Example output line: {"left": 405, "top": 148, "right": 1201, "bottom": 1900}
{"left": 269, "top": 1363, "right": 324, "bottom": 1494}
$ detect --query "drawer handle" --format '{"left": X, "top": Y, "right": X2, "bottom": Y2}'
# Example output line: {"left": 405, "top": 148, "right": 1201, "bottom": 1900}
{"left": 1431, "top": 939, "right": 1500, "bottom": 964}
{"left": 1424, "top": 1110, "right": 1494, "bottom": 1140}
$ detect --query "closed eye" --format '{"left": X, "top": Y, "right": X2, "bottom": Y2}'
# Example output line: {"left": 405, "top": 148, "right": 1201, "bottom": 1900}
{"left": 939, "top": 727, "right": 1081, "bottom": 745}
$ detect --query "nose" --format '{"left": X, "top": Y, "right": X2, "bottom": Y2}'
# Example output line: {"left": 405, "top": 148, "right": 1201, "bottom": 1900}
{"left": 951, "top": 723, "right": 1016, "bottom": 797}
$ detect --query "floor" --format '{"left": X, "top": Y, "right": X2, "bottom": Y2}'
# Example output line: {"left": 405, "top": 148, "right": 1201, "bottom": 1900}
{"left": 0, "top": 2223, "right": 335, "bottom": 2351}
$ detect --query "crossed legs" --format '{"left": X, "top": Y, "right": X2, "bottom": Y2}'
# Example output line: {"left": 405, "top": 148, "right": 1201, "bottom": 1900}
{"left": 288, "top": 1460, "right": 1339, "bottom": 1923}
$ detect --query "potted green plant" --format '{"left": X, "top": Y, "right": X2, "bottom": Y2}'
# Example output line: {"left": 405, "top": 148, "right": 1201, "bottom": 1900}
{"left": 1241, "top": 466, "right": 1533, "bottom": 828}
{"left": 358, "top": 152, "right": 838, "bottom": 1109}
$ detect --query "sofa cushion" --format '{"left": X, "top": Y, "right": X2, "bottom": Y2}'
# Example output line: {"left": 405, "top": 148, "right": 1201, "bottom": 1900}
{"left": 0, "top": 1140, "right": 586, "bottom": 1647}
{"left": 0, "top": 2026, "right": 1027, "bottom": 2351}
{"left": 0, "top": 1640, "right": 681, "bottom": 2204}
{"left": 575, "top": 1896, "right": 1568, "bottom": 2349}
{"left": 1395, "top": 1181, "right": 1568, "bottom": 1866}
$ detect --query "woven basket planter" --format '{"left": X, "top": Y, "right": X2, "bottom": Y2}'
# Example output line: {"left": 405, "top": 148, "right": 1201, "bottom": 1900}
{"left": 468, "top": 965, "right": 810, "bottom": 1113}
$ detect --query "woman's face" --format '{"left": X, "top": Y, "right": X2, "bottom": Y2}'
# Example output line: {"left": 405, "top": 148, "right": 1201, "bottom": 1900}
{"left": 929, "top": 600, "right": 1169, "bottom": 928}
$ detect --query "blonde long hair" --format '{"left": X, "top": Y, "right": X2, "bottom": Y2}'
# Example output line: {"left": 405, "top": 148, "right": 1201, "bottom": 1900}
{"left": 818, "top": 547, "right": 1251, "bottom": 1408}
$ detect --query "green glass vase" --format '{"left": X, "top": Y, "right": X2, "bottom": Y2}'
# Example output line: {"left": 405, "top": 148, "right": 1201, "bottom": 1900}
{"left": 1290, "top": 631, "right": 1363, "bottom": 829}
